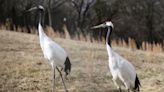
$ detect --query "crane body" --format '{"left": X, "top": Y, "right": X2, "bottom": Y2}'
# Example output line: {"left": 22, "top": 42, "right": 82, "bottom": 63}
{"left": 107, "top": 45, "right": 136, "bottom": 90}
{"left": 91, "top": 21, "right": 140, "bottom": 92}
{"left": 39, "top": 23, "right": 67, "bottom": 67}
{"left": 27, "top": 5, "right": 71, "bottom": 92}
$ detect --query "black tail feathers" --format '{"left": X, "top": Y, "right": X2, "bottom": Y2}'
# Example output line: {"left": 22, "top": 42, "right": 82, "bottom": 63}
{"left": 64, "top": 57, "right": 71, "bottom": 76}
{"left": 134, "top": 74, "right": 141, "bottom": 91}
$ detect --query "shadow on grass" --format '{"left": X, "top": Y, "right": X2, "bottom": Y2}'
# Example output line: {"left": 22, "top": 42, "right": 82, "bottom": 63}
{"left": 104, "top": 89, "right": 127, "bottom": 92}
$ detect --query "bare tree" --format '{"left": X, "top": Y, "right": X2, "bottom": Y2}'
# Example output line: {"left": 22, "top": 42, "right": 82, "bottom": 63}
{"left": 71, "top": 0, "right": 94, "bottom": 28}
{"left": 45, "top": 0, "right": 67, "bottom": 26}
{"left": 69, "top": 0, "right": 95, "bottom": 40}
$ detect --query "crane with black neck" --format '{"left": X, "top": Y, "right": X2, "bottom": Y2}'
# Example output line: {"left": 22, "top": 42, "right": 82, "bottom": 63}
{"left": 27, "top": 5, "right": 71, "bottom": 92}
{"left": 91, "top": 21, "right": 141, "bottom": 92}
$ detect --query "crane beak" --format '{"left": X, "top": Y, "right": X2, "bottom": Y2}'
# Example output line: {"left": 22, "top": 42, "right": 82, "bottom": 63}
{"left": 27, "top": 7, "right": 38, "bottom": 12}
{"left": 91, "top": 23, "right": 105, "bottom": 29}
{"left": 27, "top": 5, "right": 44, "bottom": 12}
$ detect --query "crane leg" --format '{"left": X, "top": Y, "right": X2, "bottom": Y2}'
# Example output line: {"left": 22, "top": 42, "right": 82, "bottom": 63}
{"left": 119, "top": 87, "right": 122, "bottom": 92}
{"left": 52, "top": 66, "right": 55, "bottom": 92}
{"left": 112, "top": 79, "right": 121, "bottom": 92}
{"left": 56, "top": 67, "right": 68, "bottom": 92}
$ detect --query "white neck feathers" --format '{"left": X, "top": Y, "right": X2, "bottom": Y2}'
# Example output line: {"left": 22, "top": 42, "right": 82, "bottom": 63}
{"left": 106, "top": 43, "right": 113, "bottom": 57}
{"left": 38, "top": 23, "right": 46, "bottom": 38}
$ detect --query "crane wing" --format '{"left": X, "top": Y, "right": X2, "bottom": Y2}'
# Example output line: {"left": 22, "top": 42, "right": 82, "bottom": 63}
{"left": 41, "top": 36, "right": 67, "bottom": 66}
{"left": 113, "top": 52, "right": 136, "bottom": 84}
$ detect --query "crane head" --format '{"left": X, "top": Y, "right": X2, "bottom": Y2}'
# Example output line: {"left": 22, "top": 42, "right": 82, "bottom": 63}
{"left": 27, "top": 5, "right": 44, "bottom": 12}
{"left": 27, "top": 5, "right": 45, "bottom": 25}
{"left": 91, "top": 21, "right": 114, "bottom": 29}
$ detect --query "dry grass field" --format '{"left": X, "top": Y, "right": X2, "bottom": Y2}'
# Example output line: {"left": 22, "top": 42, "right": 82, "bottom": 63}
{"left": 0, "top": 30, "right": 164, "bottom": 92}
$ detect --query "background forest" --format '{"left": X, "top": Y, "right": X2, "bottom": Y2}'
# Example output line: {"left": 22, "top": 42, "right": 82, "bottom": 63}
{"left": 1, "top": 0, "right": 164, "bottom": 92}
{"left": 0, "top": 0, "right": 164, "bottom": 50}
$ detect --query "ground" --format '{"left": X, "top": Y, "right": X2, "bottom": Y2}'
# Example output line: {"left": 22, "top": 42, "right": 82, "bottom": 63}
{"left": 0, "top": 30, "right": 164, "bottom": 92}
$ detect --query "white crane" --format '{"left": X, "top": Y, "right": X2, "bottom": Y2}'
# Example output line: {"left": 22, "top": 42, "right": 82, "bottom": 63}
{"left": 91, "top": 21, "right": 141, "bottom": 92}
{"left": 27, "top": 5, "right": 71, "bottom": 92}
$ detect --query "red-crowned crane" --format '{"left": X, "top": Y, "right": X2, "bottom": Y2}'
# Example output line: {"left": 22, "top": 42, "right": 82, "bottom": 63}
{"left": 27, "top": 5, "right": 71, "bottom": 92}
{"left": 91, "top": 21, "right": 140, "bottom": 92}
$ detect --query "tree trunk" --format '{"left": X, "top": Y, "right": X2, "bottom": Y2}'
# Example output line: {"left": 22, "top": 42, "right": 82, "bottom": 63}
{"left": 48, "top": 0, "right": 52, "bottom": 26}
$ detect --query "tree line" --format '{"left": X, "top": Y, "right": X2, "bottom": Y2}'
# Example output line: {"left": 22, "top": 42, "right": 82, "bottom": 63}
{"left": 0, "top": 0, "right": 164, "bottom": 49}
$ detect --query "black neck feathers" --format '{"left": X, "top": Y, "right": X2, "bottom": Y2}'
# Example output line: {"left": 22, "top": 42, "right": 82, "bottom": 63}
{"left": 38, "top": 9, "right": 44, "bottom": 25}
{"left": 106, "top": 26, "right": 113, "bottom": 47}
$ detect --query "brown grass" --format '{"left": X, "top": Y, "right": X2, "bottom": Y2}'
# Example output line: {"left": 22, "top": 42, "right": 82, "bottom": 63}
{"left": 63, "top": 24, "right": 71, "bottom": 39}
{"left": 1, "top": 24, "right": 163, "bottom": 53}
{"left": 0, "top": 30, "right": 164, "bottom": 92}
